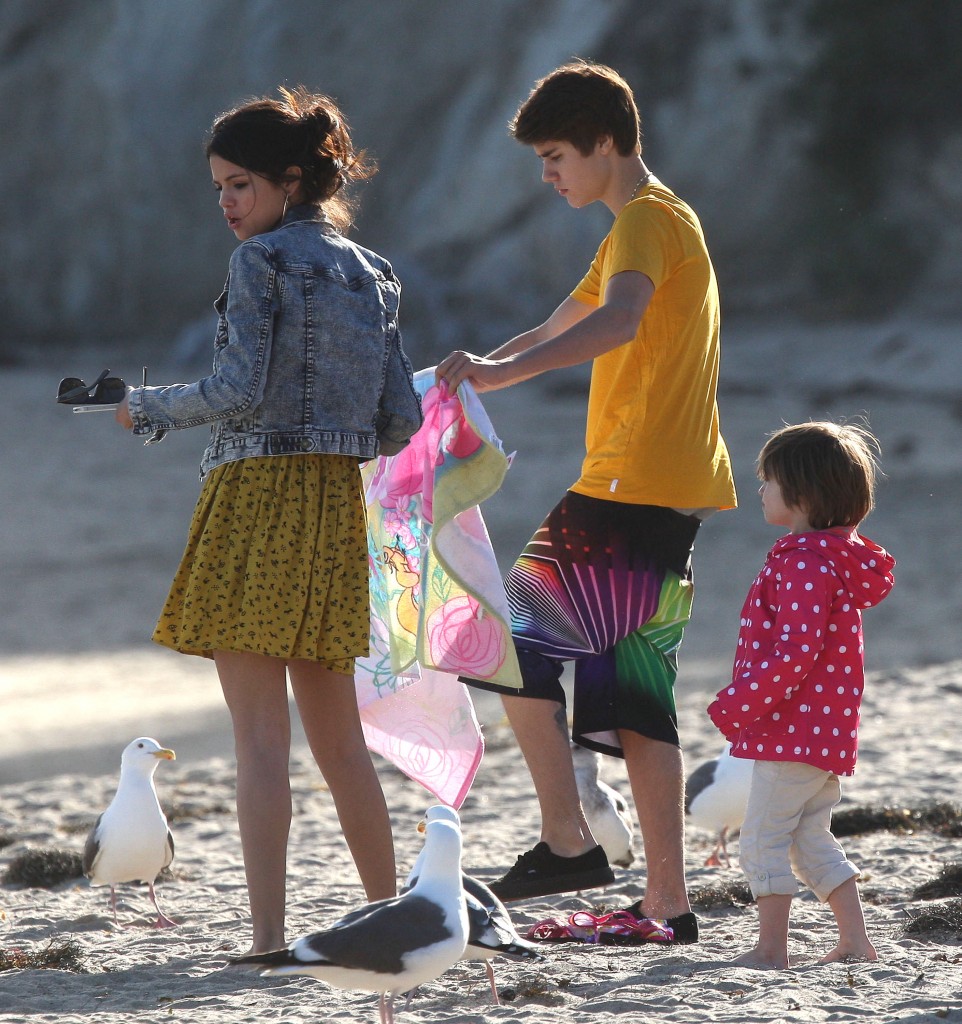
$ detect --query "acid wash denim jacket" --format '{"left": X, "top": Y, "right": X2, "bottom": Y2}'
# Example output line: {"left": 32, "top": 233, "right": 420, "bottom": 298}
{"left": 127, "top": 206, "right": 423, "bottom": 479}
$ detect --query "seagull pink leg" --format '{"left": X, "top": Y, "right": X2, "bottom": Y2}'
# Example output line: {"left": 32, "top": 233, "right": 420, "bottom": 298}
{"left": 718, "top": 827, "right": 732, "bottom": 868}
{"left": 148, "top": 883, "right": 178, "bottom": 928}
{"left": 704, "top": 827, "right": 730, "bottom": 867}
{"left": 110, "top": 886, "right": 120, "bottom": 925}
{"left": 484, "top": 961, "right": 500, "bottom": 1004}
{"left": 380, "top": 992, "right": 396, "bottom": 1024}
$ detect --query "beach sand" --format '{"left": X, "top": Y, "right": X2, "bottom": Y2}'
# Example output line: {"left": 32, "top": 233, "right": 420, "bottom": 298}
{"left": 2, "top": 319, "right": 961, "bottom": 1021}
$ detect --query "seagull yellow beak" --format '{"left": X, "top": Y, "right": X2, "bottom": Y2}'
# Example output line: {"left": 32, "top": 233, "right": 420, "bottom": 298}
{"left": 416, "top": 819, "right": 427, "bottom": 835}
{"left": 154, "top": 748, "right": 176, "bottom": 761}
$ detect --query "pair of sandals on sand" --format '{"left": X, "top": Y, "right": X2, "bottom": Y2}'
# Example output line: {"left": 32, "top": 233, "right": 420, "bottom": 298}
{"left": 491, "top": 842, "right": 699, "bottom": 945}
{"left": 524, "top": 903, "right": 699, "bottom": 946}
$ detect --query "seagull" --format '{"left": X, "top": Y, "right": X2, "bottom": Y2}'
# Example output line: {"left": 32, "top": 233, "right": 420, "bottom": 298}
{"left": 685, "top": 742, "right": 754, "bottom": 867}
{"left": 570, "top": 742, "right": 635, "bottom": 867}
{"left": 404, "top": 805, "right": 544, "bottom": 1005}
{"left": 231, "top": 812, "right": 469, "bottom": 1024}
{"left": 82, "top": 736, "right": 177, "bottom": 927}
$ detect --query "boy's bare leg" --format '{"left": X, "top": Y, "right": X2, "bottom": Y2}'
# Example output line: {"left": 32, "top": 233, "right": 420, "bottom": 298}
{"left": 501, "top": 693, "right": 596, "bottom": 856}
{"left": 620, "top": 730, "right": 692, "bottom": 920}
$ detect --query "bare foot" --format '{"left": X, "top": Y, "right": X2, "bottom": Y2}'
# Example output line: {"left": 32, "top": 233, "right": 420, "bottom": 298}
{"left": 817, "top": 940, "right": 878, "bottom": 965}
{"left": 730, "top": 948, "right": 790, "bottom": 970}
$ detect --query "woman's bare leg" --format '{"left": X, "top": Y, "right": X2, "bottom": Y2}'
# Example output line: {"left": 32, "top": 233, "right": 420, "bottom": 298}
{"left": 289, "top": 661, "right": 397, "bottom": 902}
{"left": 215, "top": 650, "right": 292, "bottom": 954}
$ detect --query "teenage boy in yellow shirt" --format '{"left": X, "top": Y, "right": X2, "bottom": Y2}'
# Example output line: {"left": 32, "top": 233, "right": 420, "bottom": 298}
{"left": 437, "top": 59, "right": 736, "bottom": 945}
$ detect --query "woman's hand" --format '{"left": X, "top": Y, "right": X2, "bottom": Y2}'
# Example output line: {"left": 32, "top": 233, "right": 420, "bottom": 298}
{"left": 115, "top": 389, "right": 134, "bottom": 430}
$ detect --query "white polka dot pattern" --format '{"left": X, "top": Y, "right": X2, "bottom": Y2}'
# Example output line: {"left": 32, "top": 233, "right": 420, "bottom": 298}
{"left": 707, "top": 529, "right": 895, "bottom": 776}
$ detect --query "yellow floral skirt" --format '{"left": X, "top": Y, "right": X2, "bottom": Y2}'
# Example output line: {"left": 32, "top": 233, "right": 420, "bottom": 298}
{"left": 152, "top": 454, "right": 369, "bottom": 672}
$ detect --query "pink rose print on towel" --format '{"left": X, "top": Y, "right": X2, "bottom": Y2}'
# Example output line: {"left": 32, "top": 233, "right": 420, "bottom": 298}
{"left": 427, "top": 594, "right": 506, "bottom": 679}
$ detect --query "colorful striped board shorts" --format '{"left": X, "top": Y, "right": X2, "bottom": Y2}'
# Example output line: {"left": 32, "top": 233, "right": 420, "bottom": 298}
{"left": 466, "top": 490, "right": 700, "bottom": 757}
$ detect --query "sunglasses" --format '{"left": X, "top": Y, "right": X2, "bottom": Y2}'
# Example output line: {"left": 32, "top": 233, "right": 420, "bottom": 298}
{"left": 57, "top": 368, "right": 127, "bottom": 410}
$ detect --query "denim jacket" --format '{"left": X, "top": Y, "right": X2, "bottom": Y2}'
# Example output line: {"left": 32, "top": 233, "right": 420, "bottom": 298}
{"left": 128, "top": 206, "right": 422, "bottom": 479}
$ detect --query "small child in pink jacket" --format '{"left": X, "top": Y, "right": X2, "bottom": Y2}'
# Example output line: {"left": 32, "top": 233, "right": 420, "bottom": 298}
{"left": 708, "top": 421, "right": 895, "bottom": 969}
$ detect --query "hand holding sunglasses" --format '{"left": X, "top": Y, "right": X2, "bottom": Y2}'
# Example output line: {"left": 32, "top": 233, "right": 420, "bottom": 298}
{"left": 56, "top": 368, "right": 127, "bottom": 412}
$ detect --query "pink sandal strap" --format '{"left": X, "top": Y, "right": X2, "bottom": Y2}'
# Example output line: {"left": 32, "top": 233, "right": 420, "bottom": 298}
{"left": 526, "top": 909, "right": 674, "bottom": 944}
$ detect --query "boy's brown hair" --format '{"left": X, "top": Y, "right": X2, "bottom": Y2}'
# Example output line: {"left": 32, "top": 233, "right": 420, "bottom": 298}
{"left": 757, "top": 421, "right": 880, "bottom": 529}
{"left": 510, "top": 59, "right": 641, "bottom": 156}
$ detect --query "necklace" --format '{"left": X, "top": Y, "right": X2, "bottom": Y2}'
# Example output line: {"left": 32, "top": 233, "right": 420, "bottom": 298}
{"left": 627, "top": 171, "right": 652, "bottom": 203}
{"left": 622, "top": 171, "right": 655, "bottom": 204}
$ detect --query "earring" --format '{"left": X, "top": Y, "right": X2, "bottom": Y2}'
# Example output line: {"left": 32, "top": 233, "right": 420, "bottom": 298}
{"left": 282, "top": 192, "right": 290, "bottom": 221}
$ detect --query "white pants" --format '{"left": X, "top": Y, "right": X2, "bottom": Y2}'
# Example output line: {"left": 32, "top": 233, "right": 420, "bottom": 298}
{"left": 739, "top": 760, "right": 859, "bottom": 903}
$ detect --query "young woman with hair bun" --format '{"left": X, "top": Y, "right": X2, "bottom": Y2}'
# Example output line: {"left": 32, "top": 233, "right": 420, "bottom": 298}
{"left": 116, "top": 85, "right": 422, "bottom": 953}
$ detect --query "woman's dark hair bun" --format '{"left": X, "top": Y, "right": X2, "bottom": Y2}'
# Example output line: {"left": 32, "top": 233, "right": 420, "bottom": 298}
{"left": 303, "top": 104, "right": 336, "bottom": 137}
{"left": 206, "top": 84, "right": 375, "bottom": 232}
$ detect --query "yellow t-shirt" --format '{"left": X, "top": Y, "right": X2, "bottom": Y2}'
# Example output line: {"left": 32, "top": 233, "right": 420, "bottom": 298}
{"left": 569, "top": 181, "right": 736, "bottom": 510}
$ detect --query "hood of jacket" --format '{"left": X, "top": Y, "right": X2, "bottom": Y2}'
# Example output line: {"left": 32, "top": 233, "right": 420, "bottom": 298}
{"left": 770, "top": 529, "right": 895, "bottom": 610}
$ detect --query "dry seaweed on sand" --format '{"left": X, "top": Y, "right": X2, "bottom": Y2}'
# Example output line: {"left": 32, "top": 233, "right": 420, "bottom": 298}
{"left": 901, "top": 899, "right": 962, "bottom": 939}
{"left": 163, "top": 799, "right": 232, "bottom": 822}
{"left": 59, "top": 799, "right": 228, "bottom": 838}
{"left": 689, "top": 880, "right": 755, "bottom": 910}
{"left": 2, "top": 847, "right": 84, "bottom": 887}
{"left": 831, "top": 801, "right": 962, "bottom": 838}
{"left": 912, "top": 864, "right": 962, "bottom": 901}
{"left": 497, "top": 970, "right": 568, "bottom": 1007}
{"left": 0, "top": 938, "right": 88, "bottom": 973}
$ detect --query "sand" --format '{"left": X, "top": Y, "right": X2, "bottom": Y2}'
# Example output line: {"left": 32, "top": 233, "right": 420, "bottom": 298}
{"left": 2, "top": 317, "right": 961, "bottom": 1022}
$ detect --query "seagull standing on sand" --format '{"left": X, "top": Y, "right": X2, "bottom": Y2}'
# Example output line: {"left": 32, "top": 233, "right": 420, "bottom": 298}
{"left": 685, "top": 741, "right": 754, "bottom": 867}
{"left": 404, "top": 805, "right": 544, "bottom": 1005}
{"left": 571, "top": 742, "right": 635, "bottom": 867}
{"left": 232, "top": 812, "right": 469, "bottom": 1024}
{"left": 82, "top": 736, "right": 177, "bottom": 927}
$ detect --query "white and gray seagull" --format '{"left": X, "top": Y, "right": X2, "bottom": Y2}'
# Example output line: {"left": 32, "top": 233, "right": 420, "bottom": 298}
{"left": 404, "top": 804, "right": 544, "bottom": 1005}
{"left": 231, "top": 811, "right": 469, "bottom": 1024}
{"left": 82, "top": 736, "right": 177, "bottom": 927}
{"left": 685, "top": 741, "right": 754, "bottom": 867}
{"left": 571, "top": 742, "right": 636, "bottom": 867}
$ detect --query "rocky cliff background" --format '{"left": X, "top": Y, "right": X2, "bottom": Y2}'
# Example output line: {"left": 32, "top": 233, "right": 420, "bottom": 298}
{"left": 3, "top": 0, "right": 961, "bottom": 366}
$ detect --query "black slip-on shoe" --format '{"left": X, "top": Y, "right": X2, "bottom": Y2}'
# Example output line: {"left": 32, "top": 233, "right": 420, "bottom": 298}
{"left": 488, "top": 842, "right": 615, "bottom": 902}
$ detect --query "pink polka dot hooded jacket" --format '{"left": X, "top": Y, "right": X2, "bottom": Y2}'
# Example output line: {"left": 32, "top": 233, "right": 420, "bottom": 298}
{"left": 708, "top": 529, "right": 895, "bottom": 776}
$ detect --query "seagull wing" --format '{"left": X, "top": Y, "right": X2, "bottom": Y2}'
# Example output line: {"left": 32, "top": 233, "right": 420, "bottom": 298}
{"left": 599, "top": 779, "right": 630, "bottom": 817}
{"left": 163, "top": 828, "right": 175, "bottom": 871}
{"left": 684, "top": 757, "right": 718, "bottom": 812}
{"left": 462, "top": 874, "right": 543, "bottom": 960}
{"left": 81, "top": 814, "right": 104, "bottom": 878}
{"left": 314, "top": 895, "right": 452, "bottom": 973}
{"left": 236, "top": 895, "right": 452, "bottom": 976}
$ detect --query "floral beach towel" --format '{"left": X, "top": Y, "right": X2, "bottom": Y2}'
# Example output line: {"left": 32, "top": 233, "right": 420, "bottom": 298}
{"left": 356, "top": 369, "right": 521, "bottom": 807}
